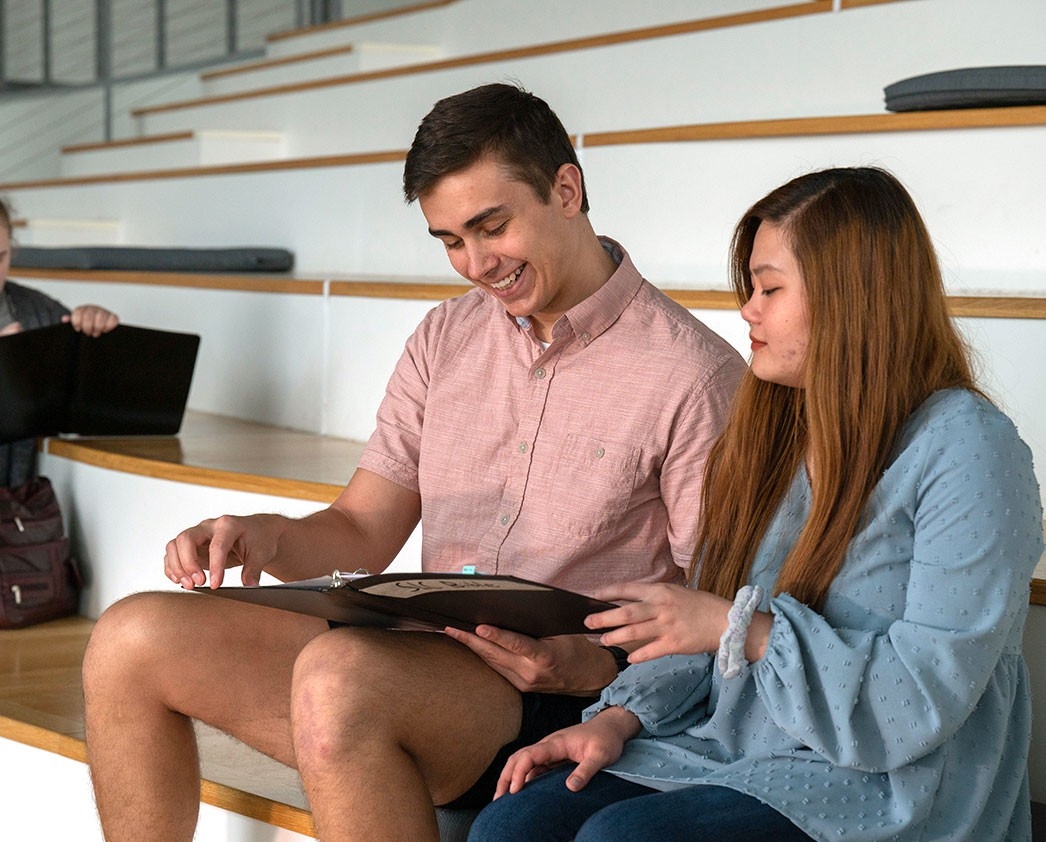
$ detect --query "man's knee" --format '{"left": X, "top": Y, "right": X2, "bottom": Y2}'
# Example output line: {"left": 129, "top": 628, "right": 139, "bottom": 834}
{"left": 292, "top": 627, "right": 466, "bottom": 710}
{"left": 290, "top": 629, "right": 528, "bottom": 806}
{"left": 289, "top": 628, "right": 411, "bottom": 771}
{"left": 289, "top": 628, "right": 518, "bottom": 751}
{"left": 292, "top": 627, "right": 386, "bottom": 706}
{"left": 83, "top": 592, "right": 176, "bottom": 694}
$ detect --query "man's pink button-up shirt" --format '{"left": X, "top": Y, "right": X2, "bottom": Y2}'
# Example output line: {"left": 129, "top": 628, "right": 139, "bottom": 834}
{"left": 358, "top": 240, "right": 745, "bottom": 597}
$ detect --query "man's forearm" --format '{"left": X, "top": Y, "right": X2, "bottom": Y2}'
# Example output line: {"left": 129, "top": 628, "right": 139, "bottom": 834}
{"left": 264, "top": 507, "right": 379, "bottom": 582}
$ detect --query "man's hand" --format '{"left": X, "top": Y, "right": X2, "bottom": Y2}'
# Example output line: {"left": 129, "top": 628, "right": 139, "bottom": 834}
{"left": 163, "top": 472, "right": 422, "bottom": 593}
{"left": 443, "top": 626, "right": 620, "bottom": 695}
{"left": 494, "top": 706, "right": 641, "bottom": 798}
{"left": 65, "top": 305, "right": 119, "bottom": 337}
{"left": 164, "top": 513, "right": 286, "bottom": 590}
{"left": 0, "top": 320, "right": 22, "bottom": 336}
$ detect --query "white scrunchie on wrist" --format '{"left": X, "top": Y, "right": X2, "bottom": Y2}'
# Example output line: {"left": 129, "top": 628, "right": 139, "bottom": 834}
{"left": 716, "top": 584, "right": 765, "bottom": 679}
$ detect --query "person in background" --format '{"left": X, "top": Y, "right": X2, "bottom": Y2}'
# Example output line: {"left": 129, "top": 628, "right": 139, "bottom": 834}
{"left": 81, "top": 83, "right": 746, "bottom": 841}
{"left": 0, "top": 198, "right": 119, "bottom": 487}
{"left": 469, "top": 167, "right": 1043, "bottom": 842}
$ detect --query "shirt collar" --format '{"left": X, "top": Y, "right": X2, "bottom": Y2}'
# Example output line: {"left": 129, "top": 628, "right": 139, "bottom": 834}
{"left": 504, "top": 236, "right": 643, "bottom": 348}
{"left": 555, "top": 236, "right": 642, "bottom": 348}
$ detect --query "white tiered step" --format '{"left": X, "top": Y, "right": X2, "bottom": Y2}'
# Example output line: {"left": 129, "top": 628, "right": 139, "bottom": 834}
{"left": 201, "top": 42, "right": 443, "bottom": 97}
{"left": 60, "top": 130, "right": 287, "bottom": 178}
{"left": 13, "top": 217, "right": 122, "bottom": 245}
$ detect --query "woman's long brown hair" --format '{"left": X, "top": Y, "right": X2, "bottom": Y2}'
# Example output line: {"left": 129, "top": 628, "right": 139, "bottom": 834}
{"left": 693, "top": 168, "right": 980, "bottom": 610}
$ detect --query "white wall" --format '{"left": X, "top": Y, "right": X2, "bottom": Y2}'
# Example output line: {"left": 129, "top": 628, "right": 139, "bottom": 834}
{"left": 0, "top": 89, "right": 106, "bottom": 182}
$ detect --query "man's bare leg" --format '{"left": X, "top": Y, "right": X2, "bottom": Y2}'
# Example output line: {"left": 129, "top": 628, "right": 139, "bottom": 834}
{"left": 82, "top": 591, "right": 327, "bottom": 842}
{"left": 291, "top": 628, "right": 523, "bottom": 842}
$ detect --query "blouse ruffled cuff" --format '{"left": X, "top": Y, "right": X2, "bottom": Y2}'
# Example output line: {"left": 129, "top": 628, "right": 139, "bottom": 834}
{"left": 583, "top": 653, "right": 714, "bottom": 737}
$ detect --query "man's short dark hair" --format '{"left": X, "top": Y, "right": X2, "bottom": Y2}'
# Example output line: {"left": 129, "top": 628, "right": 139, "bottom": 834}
{"left": 403, "top": 83, "right": 589, "bottom": 213}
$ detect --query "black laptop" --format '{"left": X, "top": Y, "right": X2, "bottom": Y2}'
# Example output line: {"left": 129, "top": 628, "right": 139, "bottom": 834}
{"left": 0, "top": 322, "right": 200, "bottom": 443}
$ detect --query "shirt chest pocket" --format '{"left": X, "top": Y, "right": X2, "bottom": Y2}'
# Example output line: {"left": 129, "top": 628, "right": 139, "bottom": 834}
{"left": 547, "top": 434, "right": 641, "bottom": 542}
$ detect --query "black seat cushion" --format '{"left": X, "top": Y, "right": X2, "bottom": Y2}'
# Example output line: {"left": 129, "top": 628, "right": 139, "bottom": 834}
{"left": 884, "top": 65, "right": 1046, "bottom": 112}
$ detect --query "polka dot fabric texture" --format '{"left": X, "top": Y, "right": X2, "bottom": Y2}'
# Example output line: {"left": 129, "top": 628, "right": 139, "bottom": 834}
{"left": 587, "top": 389, "right": 1043, "bottom": 841}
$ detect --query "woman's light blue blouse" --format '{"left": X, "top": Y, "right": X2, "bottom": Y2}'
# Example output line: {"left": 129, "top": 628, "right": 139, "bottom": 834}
{"left": 587, "top": 389, "right": 1043, "bottom": 841}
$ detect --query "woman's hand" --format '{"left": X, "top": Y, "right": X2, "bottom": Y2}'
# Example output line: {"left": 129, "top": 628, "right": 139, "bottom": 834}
{"left": 589, "top": 582, "right": 772, "bottom": 666}
{"left": 495, "top": 706, "right": 641, "bottom": 797}
{"left": 586, "top": 582, "right": 733, "bottom": 663}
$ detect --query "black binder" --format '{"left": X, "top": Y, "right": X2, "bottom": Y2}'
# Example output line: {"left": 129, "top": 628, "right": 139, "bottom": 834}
{"left": 0, "top": 322, "right": 200, "bottom": 443}
{"left": 199, "top": 572, "right": 619, "bottom": 638}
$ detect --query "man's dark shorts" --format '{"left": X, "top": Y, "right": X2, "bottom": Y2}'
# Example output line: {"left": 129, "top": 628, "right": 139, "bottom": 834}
{"left": 440, "top": 691, "right": 592, "bottom": 810}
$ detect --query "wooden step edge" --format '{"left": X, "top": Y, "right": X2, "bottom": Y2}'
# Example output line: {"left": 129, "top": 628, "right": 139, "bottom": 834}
{"left": 268, "top": 0, "right": 458, "bottom": 44}
{"left": 0, "top": 148, "right": 407, "bottom": 191}
{"left": 201, "top": 43, "right": 355, "bottom": 82}
{"left": 132, "top": 2, "right": 840, "bottom": 118}
{"left": 0, "top": 715, "right": 316, "bottom": 837}
{"left": 660, "top": 290, "right": 1046, "bottom": 316}
{"left": 8, "top": 269, "right": 471, "bottom": 298}
{"left": 0, "top": 715, "right": 87, "bottom": 763}
{"left": 329, "top": 284, "right": 736, "bottom": 310}
{"left": 9, "top": 104, "right": 1046, "bottom": 193}
{"left": 5, "top": 269, "right": 739, "bottom": 306}
{"left": 946, "top": 296, "right": 1046, "bottom": 320}
{"left": 10, "top": 268, "right": 327, "bottom": 294}
{"left": 581, "top": 105, "right": 1046, "bottom": 147}
{"left": 62, "top": 131, "right": 195, "bottom": 156}
{"left": 11, "top": 270, "right": 1046, "bottom": 320}
{"left": 200, "top": 779, "right": 315, "bottom": 837}
{"left": 841, "top": 0, "right": 908, "bottom": 6}
{"left": 329, "top": 278, "right": 467, "bottom": 301}
{"left": 45, "top": 439, "right": 343, "bottom": 504}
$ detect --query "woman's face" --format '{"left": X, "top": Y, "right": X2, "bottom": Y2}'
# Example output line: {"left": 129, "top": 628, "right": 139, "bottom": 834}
{"left": 739, "top": 222, "right": 809, "bottom": 388}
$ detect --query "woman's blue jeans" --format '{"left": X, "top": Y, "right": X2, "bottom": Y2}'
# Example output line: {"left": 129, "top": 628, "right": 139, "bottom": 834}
{"left": 467, "top": 767, "right": 813, "bottom": 842}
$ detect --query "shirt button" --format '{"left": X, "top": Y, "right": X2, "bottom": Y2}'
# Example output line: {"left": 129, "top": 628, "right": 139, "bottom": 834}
{"left": 518, "top": 442, "right": 529, "bottom": 453}
{"left": 500, "top": 515, "right": 510, "bottom": 526}
{"left": 580, "top": 332, "right": 591, "bottom": 343}
{"left": 534, "top": 367, "right": 546, "bottom": 379}
{"left": 595, "top": 447, "right": 605, "bottom": 458}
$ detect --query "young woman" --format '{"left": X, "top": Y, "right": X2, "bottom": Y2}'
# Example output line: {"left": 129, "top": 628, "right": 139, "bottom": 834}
{"left": 0, "top": 198, "right": 119, "bottom": 486}
{"left": 467, "top": 167, "right": 1043, "bottom": 842}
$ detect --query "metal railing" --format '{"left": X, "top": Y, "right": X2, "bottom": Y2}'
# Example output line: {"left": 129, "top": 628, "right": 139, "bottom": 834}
{"left": 0, "top": 0, "right": 352, "bottom": 151}
{"left": 0, "top": 0, "right": 349, "bottom": 173}
{"left": 0, "top": 0, "right": 346, "bottom": 91}
{"left": 0, "top": 1, "right": 439, "bottom": 92}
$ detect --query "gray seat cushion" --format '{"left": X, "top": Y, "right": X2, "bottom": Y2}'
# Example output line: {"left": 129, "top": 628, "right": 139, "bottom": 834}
{"left": 11, "top": 245, "right": 294, "bottom": 272}
{"left": 437, "top": 807, "right": 479, "bottom": 842}
{"left": 884, "top": 65, "right": 1046, "bottom": 112}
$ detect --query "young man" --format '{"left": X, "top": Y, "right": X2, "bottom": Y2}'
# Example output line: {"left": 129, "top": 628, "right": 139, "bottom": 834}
{"left": 82, "top": 83, "right": 746, "bottom": 841}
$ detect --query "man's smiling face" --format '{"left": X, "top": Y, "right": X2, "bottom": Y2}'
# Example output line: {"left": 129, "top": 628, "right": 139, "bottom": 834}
{"left": 420, "top": 156, "right": 585, "bottom": 340}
